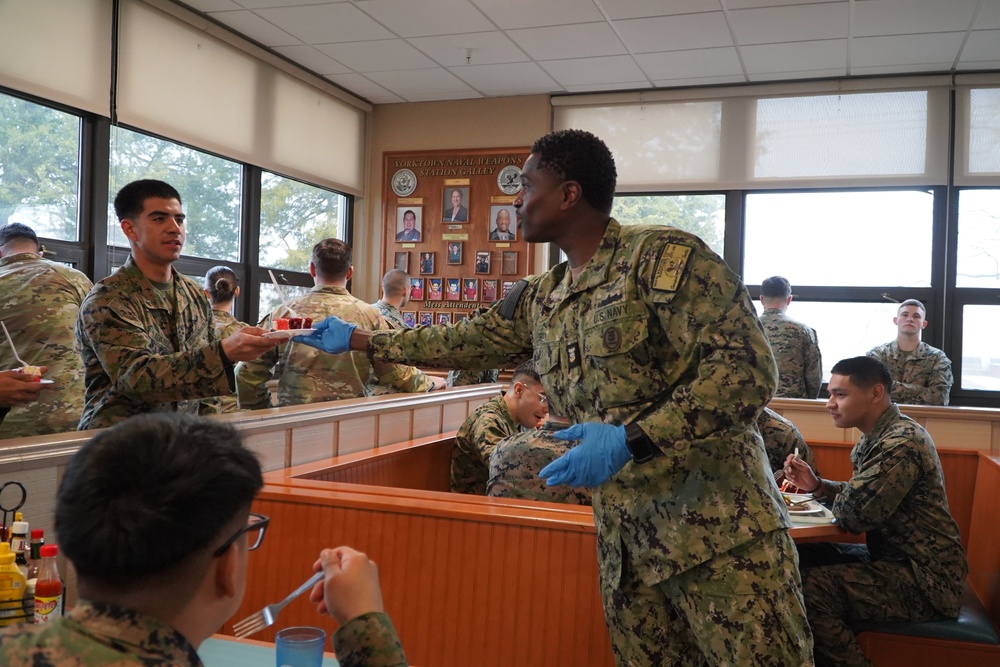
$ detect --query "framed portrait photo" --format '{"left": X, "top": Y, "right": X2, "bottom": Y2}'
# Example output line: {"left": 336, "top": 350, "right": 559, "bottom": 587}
{"left": 482, "top": 279, "right": 498, "bottom": 303}
{"left": 474, "top": 251, "right": 491, "bottom": 274}
{"left": 409, "top": 277, "right": 424, "bottom": 301}
{"left": 395, "top": 207, "right": 422, "bottom": 242}
{"left": 402, "top": 311, "right": 417, "bottom": 328}
{"left": 418, "top": 311, "right": 434, "bottom": 327}
{"left": 454, "top": 311, "right": 470, "bottom": 322}
{"left": 488, "top": 205, "right": 517, "bottom": 241}
{"left": 447, "top": 241, "right": 463, "bottom": 265}
{"left": 445, "top": 277, "right": 461, "bottom": 301}
{"left": 436, "top": 312, "right": 452, "bottom": 325}
{"left": 463, "top": 278, "right": 479, "bottom": 302}
{"left": 419, "top": 251, "right": 435, "bottom": 275}
{"left": 501, "top": 251, "right": 518, "bottom": 275}
{"left": 428, "top": 278, "right": 443, "bottom": 301}
{"left": 442, "top": 187, "right": 469, "bottom": 223}
{"left": 394, "top": 252, "right": 409, "bottom": 272}
{"left": 501, "top": 280, "right": 516, "bottom": 299}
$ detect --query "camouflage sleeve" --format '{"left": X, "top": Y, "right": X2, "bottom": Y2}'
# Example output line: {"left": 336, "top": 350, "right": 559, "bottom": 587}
{"left": 636, "top": 242, "right": 777, "bottom": 447}
{"left": 448, "top": 368, "right": 500, "bottom": 386}
{"left": 78, "top": 293, "right": 231, "bottom": 403}
{"left": 234, "top": 354, "right": 277, "bottom": 410}
{"left": 894, "top": 354, "right": 953, "bottom": 406}
{"left": 331, "top": 611, "right": 408, "bottom": 667}
{"left": 468, "top": 410, "right": 517, "bottom": 463}
{"left": 805, "top": 328, "right": 822, "bottom": 399}
{"left": 830, "top": 435, "right": 920, "bottom": 534}
{"left": 372, "top": 360, "right": 436, "bottom": 393}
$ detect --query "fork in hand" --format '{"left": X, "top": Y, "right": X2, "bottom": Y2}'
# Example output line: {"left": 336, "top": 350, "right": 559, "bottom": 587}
{"left": 232, "top": 571, "right": 324, "bottom": 639}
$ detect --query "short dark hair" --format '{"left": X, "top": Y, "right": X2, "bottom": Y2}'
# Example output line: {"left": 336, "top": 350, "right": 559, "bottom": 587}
{"left": 402, "top": 209, "right": 416, "bottom": 220}
{"left": 311, "top": 238, "right": 352, "bottom": 280}
{"left": 760, "top": 276, "right": 792, "bottom": 298}
{"left": 511, "top": 359, "right": 541, "bottom": 386}
{"left": 113, "top": 179, "right": 182, "bottom": 222}
{"left": 204, "top": 266, "right": 239, "bottom": 304}
{"left": 831, "top": 356, "right": 893, "bottom": 393}
{"left": 0, "top": 223, "right": 39, "bottom": 249}
{"left": 56, "top": 413, "right": 262, "bottom": 588}
{"left": 531, "top": 129, "right": 617, "bottom": 214}
{"left": 897, "top": 299, "right": 925, "bottom": 316}
{"left": 381, "top": 269, "right": 410, "bottom": 298}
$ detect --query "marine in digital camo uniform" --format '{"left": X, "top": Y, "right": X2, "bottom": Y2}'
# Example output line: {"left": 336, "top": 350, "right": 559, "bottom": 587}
{"left": 758, "top": 406, "right": 816, "bottom": 482}
{"left": 76, "top": 256, "right": 232, "bottom": 430}
{"left": 452, "top": 393, "right": 517, "bottom": 494}
{"left": 487, "top": 418, "right": 592, "bottom": 504}
{"left": 760, "top": 305, "right": 822, "bottom": 399}
{"left": 0, "top": 239, "right": 92, "bottom": 438}
{"left": 867, "top": 340, "right": 953, "bottom": 406}
{"left": 236, "top": 286, "right": 435, "bottom": 409}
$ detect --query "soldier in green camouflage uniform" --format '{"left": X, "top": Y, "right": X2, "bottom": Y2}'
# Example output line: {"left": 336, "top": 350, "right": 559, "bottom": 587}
{"left": 759, "top": 276, "right": 823, "bottom": 398}
{"left": 0, "top": 414, "right": 408, "bottom": 667}
{"left": 785, "top": 356, "right": 967, "bottom": 667}
{"left": 758, "top": 406, "right": 816, "bottom": 484}
{"left": 237, "top": 240, "right": 439, "bottom": 409}
{"left": 204, "top": 266, "right": 249, "bottom": 413}
{"left": 487, "top": 414, "right": 591, "bottom": 504}
{"left": 77, "top": 181, "right": 278, "bottom": 430}
{"left": 372, "top": 268, "right": 410, "bottom": 330}
{"left": 0, "top": 223, "right": 92, "bottom": 438}
{"left": 452, "top": 360, "right": 548, "bottom": 494}
{"left": 296, "top": 130, "right": 812, "bottom": 666}
{"left": 866, "top": 299, "right": 952, "bottom": 405}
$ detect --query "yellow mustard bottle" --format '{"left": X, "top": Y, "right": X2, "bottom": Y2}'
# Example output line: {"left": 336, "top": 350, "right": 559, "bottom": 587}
{"left": 0, "top": 542, "right": 27, "bottom": 626}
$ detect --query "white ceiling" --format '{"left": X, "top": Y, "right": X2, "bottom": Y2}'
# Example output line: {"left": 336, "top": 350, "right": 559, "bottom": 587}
{"left": 177, "top": 0, "right": 1000, "bottom": 104}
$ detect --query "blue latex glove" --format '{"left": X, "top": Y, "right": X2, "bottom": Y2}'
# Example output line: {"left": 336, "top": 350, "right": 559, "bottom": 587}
{"left": 540, "top": 423, "right": 631, "bottom": 488}
{"left": 292, "top": 315, "right": 357, "bottom": 354}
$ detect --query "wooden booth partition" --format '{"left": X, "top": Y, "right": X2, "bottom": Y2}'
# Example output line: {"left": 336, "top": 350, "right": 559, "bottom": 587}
{"left": 383, "top": 148, "right": 531, "bottom": 328}
{"left": 231, "top": 484, "right": 614, "bottom": 667}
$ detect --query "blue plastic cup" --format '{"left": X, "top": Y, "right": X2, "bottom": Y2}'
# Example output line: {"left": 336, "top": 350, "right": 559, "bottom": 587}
{"left": 275, "top": 626, "right": 326, "bottom": 667}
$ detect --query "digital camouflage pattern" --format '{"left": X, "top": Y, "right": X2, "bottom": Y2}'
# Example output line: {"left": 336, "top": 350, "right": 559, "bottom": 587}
{"left": 368, "top": 220, "right": 812, "bottom": 664}
{"left": 802, "top": 404, "right": 967, "bottom": 666}
{"left": 372, "top": 299, "right": 406, "bottom": 330}
{"left": 759, "top": 307, "right": 822, "bottom": 398}
{"left": 76, "top": 256, "right": 231, "bottom": 430}
{"left": 211, "top": 309, "right": 248, "bottom": 413}
{"left": 453, "top": 393, "right": 518, "bottom": 495}
{"left": 447, "top": 368, "right": 500, "bottom": 387}
{"left": 487, "top": 419, "right": 591, "bottom": 504}
{"left": 866, "top": 340, "right": 953, "bottom": 405}
{"left": 0, "top": 600, "right": 201, "bottom": 666}
{"left": 758, "top": 407, "right": 815, "bottom": 481}
{"left": 0, "top": 252, "right": 92, "bottom": 438}
{"left": 332, "top": 611, "right": 409, "bottom": 667}
{"left": 236, "top": 286, "right": 434, "bottom": 410}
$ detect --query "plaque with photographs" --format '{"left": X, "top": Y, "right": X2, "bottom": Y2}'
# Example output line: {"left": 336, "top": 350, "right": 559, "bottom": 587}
{"left": 402, "top": 312, "right": 416, "bottom": 328}
{"left": 445, "top": 277, "right": 461, "bottom": 301}
{"left": 501, "top": 251, "right": 518, "bottom": 275}
{"left": 501, "top": 280, "right": 516, "bottom": 299}
{"left": 463, "top": 278, "right": 479, "bottom": 301}
{"left": 419, "top": 252, "right": 435, "bottom": 274}
{"left": 436, "top": 312, "right": 452, "bottom": 325}
{"left": 418, "top": 311, "right": 433, "bottom": 327}
{"left": 409, "top": 278, "right": 424, "bottom": 301}
{"left": 428, "top": 277, "right": 443, "bottom": 301}
{"left": 394, "top": 252, "right": 409, "bottom": 272}
{"left": 447, "top": 241, "right": 463, "bottom": 265}
{"left": 474, "top": 251, "right": 491, "bottom": 274}
{"left": 482, "top": 279, "right": 497, "bottom": 303}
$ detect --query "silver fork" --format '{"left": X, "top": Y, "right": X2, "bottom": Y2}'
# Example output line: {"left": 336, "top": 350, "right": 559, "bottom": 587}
{"left": 232, "top": 571, "right": 324, "bottom": 638}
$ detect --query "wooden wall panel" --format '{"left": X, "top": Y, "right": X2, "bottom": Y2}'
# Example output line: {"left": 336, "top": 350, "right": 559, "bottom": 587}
{"left": 377, "top": 411, "right": 413, "bottom": 446}
{"left": 442, "top": 401, "right": 470, "bottom": 431}
{"left": 925, "top": 418, "right": 992, "bottom": 450}
{"left": 242, "top": 429, "right": 289, "bottom": 471}
{"left": 290, "top": 422, "right": 336, "bottom": 464}
{"left": 338, "top": 415, "right": 378, "bottom": 454}
{"left": 411, "top": 404, "right": 443, "bottom": 438}
{"left": 968, "top": 455, "right": 1000, "bottom": 618}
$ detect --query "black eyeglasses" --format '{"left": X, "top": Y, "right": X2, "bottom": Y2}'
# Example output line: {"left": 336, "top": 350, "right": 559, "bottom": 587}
{"left": 213, "top": 512, "right": 269, "bottom": 557}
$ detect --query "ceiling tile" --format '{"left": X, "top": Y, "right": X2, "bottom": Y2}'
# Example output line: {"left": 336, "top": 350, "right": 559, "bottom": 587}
{"left": 366, "top": 68, "right": 478, "bottom": 96}
{"left": 561, "top": 80, "right": 653, "bottom": 92}
{"left": 961, "top": 30, "right": 1000, "bottom": 64}
{"left": 636, "top": 46, "right": 743, "bottom": 79}
{"left": 316, "top": 39, "right": 438, "bottom": 71}
{"left": 601, "top": 0, "right": 722, "bottom": 20}
{"left": 272, "top": 45, "right": 351, "bottom": 75}
{"left": 255, "top": 3, "right": 394, "bottom": 44}
{"left": 353, "top": 0, "right": 495, "bottom": 37}
{"left": 447, "top": 62, "right": 562, "bottom": 95}
{"left": 729, "top": 3, "right": 848, "bottom": 44}
{"left": 853, "top": 0, "right": 982, "bottom": 37}
{"left": 407, "top": 32, "right": 530, "bottom": 66}
{"left": 186, "top": 0, "right": 242, "bottom": 11}
{"left": 507, "top": 23, "right": 627, "bottom": 60}
{"left": 540, "top": 55, "right": 647, "bottom": 86}
{"left": 324, "top": 72, "right": 396, "bottom": 99}
{"left": 852, "top": 32, "right": 966, "bottom": 68}
{"left": 210, "top": 10, "right": 300, "bottom": 46}
{"left": 975, "top": 1, "right": 1000, "bottom": 30}
{"left": 615, "top": 11, "right": 732, "bottom": 54}
{"left": 471, "top": 0, "right": 605, "bottom": 29}
{"left": 742, "top": 39, "right": 846, "bottom": 74}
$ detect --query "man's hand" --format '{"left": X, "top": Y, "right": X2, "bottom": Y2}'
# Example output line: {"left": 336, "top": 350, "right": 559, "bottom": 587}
{"left": 783, "top": 453, "right": 820, "bottom": 492}
{"left": 293, "top": 315, "right": 357, "bottom": 354}
{"left": 540, "top": 423, "right": 631, "bottom": 487}
{"left": 220, "top": 326, "right": 282, "bottom": 362}
{"left": 309, "top": 546, "right": 385, "bottom": 626}
{"left": 429, "top": 376, "right": 447, "bottom": 391}
{"left": 0, "top": 369, "right": 50, "bottom": 407}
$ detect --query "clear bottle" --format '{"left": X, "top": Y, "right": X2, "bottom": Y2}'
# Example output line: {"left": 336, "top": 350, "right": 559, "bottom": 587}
{"left": 33, "top": 544, "right": 62, "bottom": 625}
{"left": 0, "top": 543, "right": 27, "bottom": 627}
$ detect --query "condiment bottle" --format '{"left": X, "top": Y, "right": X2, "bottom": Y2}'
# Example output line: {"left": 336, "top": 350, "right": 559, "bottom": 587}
{"left": 26, "top": 529, "right": 43, "bottom": 581}
{"left": 9, "top": 516, "right": 29, "bottom": 579}
{"left": 0, "top": 543, "right": 26, "bottom": 627}
{"left": 33, "top": 544, "right": 62, "bottom": 624}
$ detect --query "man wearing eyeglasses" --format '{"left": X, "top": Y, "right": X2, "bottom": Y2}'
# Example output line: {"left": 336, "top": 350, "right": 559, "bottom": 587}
{"left": 0, "top": 413, "right": 408, "bottom": 667}
{"left": 451, "top": 359, "right": 548, "bottom": 495}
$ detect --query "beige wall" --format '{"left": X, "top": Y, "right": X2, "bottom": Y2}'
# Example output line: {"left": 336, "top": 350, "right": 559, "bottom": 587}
{"left": 354, "top": 95, "right": 553, "bottom": 301}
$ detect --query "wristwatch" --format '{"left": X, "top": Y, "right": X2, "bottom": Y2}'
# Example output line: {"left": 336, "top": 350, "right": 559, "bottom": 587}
{"left": 624, "top": 423, "right": 660, "bottom": 464}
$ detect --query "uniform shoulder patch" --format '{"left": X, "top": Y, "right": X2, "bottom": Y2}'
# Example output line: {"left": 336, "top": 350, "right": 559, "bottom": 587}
{"left": 652, "top": 243, "right": 692, "bottom": 292}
